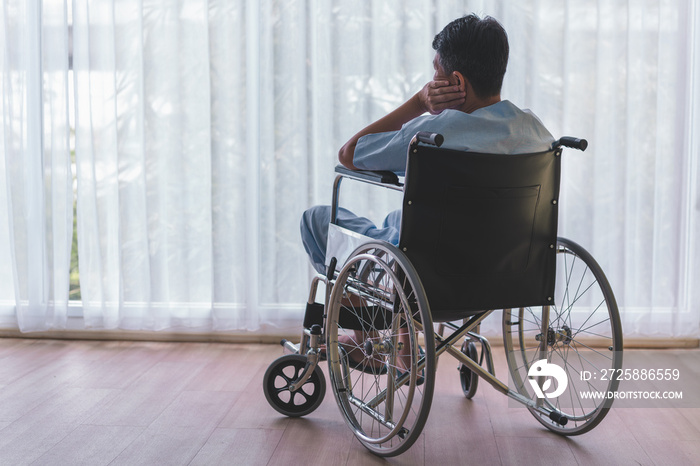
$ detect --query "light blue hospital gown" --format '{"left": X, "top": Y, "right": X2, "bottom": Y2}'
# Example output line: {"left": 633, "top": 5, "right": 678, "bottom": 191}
{"left": 301, "top": 100, "right": 555, "bottom": 274}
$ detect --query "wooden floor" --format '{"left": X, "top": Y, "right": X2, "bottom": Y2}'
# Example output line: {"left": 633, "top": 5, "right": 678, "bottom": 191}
{"left": 0, "top": 338, "right": 698, "bottom": 465}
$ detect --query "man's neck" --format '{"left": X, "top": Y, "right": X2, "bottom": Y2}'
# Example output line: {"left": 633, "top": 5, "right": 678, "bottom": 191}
{"left": 462, "top": 94, "right": 502, "bottom": 114}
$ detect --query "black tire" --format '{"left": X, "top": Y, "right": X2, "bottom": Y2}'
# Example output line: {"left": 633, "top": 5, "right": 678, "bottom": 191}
{"left": 459, "top": 340, "right": 479, "bottom": 399}
{"left": 326, "top": 242, "right": 435, "bottom": 457}
{"left": 263, "top": 354, "right": 326, "bottom": 417}
{"left": 503, "top": 237, "right": 623, "bottom": 435}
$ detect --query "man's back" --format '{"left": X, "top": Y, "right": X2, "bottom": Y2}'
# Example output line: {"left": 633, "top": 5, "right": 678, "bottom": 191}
{"left": 353, "top": 100, "right": 555, "bottom": 175}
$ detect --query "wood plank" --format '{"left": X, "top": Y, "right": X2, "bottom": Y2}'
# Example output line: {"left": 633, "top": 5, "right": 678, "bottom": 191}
{"left": 190, "top": 428, "right": 284, "bottom": 466}
{"left": 0, "top": 339, "right": 697, "bottom": 465}
{"left": 109, "top": 390, "right": 242, "bottom": 464}
{"left": 344, "top": 434, "right": 426, "bottom": 465}
{"left": 266, "top": 416, "right": 353, "bottom": 466}
{"left": 0, "top": 339, "right": 85, "bottom": 387}
{"left": 637, "top": 439, "right": 700, "bottom": 465}
{"left": 109, "top": 425, "right": 214, "bottom": 466}
{"left": 217, "top": 348, "right": 293, "bottom": 431}
{"left": 149, "top": 390, "right": 240, "bottom": 431}
{"left": 0, "top": 350, "right": 104, "bottom": 423}
{"left": 424, "top": 388, "right": 501, "bottom": 465}
{"left": 0, "top": 421, "right": 75, "bottom": 464}
{"left": 565, "top": 410, "right": 653, "bottom": 465}
{"left": 82, "top": 388, "right": 179, "bottom": 427}
{"left": 69, "top": 341, "right": 168, "bottom": 389}
{"left": 184, "top": 343, "right": 271, "bottom": 392}
{"left": 126, "top": 359, "right": 204, "bottom": 393}
{"left": 5, "top": 387, "right": 116, "bottom": 429}
{"left": 32, "top": 425, "right": 144, "bottom": 466}
{"left": 262, "top": 354, "right": 355, "bottom": 465}
{"left": 617, "top": 407, "right": 700, "bottom": 442}
{"left": 494, "top": 436, "right": 577, "bottom": 466}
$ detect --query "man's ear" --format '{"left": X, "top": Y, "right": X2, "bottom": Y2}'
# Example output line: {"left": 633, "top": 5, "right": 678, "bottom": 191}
{"left": 453, "top": 71, "right": 466, "bottom": 91}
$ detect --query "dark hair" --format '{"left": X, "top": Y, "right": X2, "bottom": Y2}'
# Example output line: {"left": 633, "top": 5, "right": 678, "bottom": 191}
{"left": 432, "top": 14, "right": 509, "bottom": 99}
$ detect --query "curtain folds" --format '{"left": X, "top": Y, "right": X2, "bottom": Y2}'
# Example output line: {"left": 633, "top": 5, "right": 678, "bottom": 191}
{"left": 0, "top": 0, "right": 72, "bottom": 332}
{"left": 1, "top": 0, "right": 698, "bottom": 337}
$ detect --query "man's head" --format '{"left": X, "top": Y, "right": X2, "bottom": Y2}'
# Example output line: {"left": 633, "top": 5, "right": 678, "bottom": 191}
{"left": 432, "top": 14, "right": 509, "bottom": 99}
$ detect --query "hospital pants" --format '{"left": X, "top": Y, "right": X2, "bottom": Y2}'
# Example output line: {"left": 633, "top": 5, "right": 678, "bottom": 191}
{"left": 300, "top": 206, "right": 401, "bottom": 274}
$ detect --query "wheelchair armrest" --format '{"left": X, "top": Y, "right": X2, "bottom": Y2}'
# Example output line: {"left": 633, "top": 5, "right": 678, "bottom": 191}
{"left": 330, "top": 165, "right": 402, "bottom": 224}
{"left": 334, "top": 165, "right": 400, "bottom": 186}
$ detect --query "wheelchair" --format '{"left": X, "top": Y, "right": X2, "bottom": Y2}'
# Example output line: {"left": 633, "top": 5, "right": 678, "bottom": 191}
{"left": 263, "top": 132, "right": 623, "bottom": 457}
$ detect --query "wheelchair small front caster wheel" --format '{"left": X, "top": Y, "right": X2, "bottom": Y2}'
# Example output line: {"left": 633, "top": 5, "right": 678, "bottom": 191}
{"left": 459, "top": 340, "right": 479, "bottom": 399}
{"left": 263, "top": 354, "right": 326, "bottom": 417}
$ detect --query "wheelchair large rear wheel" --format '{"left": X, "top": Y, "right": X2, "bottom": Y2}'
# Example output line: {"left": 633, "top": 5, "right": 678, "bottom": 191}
{"left": 503, "top": 237, "right": 623, "bottom": 435}
{"left": 326, "top": 242, "right": 435, "bottom": 457}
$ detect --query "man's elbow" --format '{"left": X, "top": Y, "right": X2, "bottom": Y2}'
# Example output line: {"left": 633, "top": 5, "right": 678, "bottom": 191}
{"left": 338, "top": 144, "right": 358, "bottom": 170}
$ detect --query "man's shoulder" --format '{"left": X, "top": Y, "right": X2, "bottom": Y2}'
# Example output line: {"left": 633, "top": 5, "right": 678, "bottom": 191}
{"left": 439, "top": 101, "right": 554, "bottom": 153}
{"left": 417, "top": 101, "right": 545, "bottom": 133}
{"left": 354, "top": 100, "right": 554, "bottom": 173}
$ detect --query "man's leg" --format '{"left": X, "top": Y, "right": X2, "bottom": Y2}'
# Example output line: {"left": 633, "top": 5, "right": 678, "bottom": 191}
{"left": 300, "top": 205, "right": 411, "bottom": 374}
{"left": 300, "top": 205, "right": 400, "bottom": 274}
{"left": 382, "top": 209, "right": 402, "bottom": 230}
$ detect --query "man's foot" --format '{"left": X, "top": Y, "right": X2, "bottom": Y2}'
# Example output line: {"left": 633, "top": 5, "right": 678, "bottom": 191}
{"left": 323, "top": 331, "right": 424, "bottom": 384}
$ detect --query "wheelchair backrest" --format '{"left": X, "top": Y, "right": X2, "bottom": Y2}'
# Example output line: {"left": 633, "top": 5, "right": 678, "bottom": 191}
{"left": 398, "top": 143, "right": 561, "bottom": 322}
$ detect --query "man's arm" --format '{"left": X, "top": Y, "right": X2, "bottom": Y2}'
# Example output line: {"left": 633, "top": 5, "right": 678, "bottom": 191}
{"left": 338, "top": 81, "right": 465, "bottom": 169}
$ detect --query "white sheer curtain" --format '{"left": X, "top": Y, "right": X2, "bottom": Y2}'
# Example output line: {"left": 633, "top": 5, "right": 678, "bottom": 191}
{"left": 495, "top": 0, "right": 700, "bottom": 339}
{"left": 69, "top": 0, "right": 433, "bottom": 332}
{"left": 73, "top": 0, "right": 214, "bottom": 330}
{"left": 0, "top": 0, "right": 72, "bottom": 332}
{"left": 1, "top": 0, "right": 698, "bottom": 338}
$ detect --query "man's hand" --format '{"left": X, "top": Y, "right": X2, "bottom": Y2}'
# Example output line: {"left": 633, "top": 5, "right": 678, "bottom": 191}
{"left": 339, "top": 78, "right": 465, "bottom": 168}
{"left": 417, "top": 80, "right": 466, "bottom": 115}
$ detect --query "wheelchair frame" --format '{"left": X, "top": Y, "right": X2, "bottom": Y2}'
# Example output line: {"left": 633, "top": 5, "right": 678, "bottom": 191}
{"left": 264, "top": 133, "right": 623, "bottom": 457}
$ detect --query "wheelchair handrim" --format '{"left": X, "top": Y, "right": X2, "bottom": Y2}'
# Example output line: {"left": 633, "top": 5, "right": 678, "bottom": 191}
{"left": 327, "top": 252, "right": 418, "bottom": 445}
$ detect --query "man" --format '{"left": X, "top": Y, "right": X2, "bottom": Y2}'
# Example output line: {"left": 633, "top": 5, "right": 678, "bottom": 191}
{"left": 302, "top": 13, "right": 554, "bottom": 274}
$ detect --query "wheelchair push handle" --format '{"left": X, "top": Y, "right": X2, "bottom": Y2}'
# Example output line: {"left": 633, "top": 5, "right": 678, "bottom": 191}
{"left": 554, "top": 137, "right": 588, "bottom": 151}
{"left": 412, "top": 132, "right": 444, "bottom": 147}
